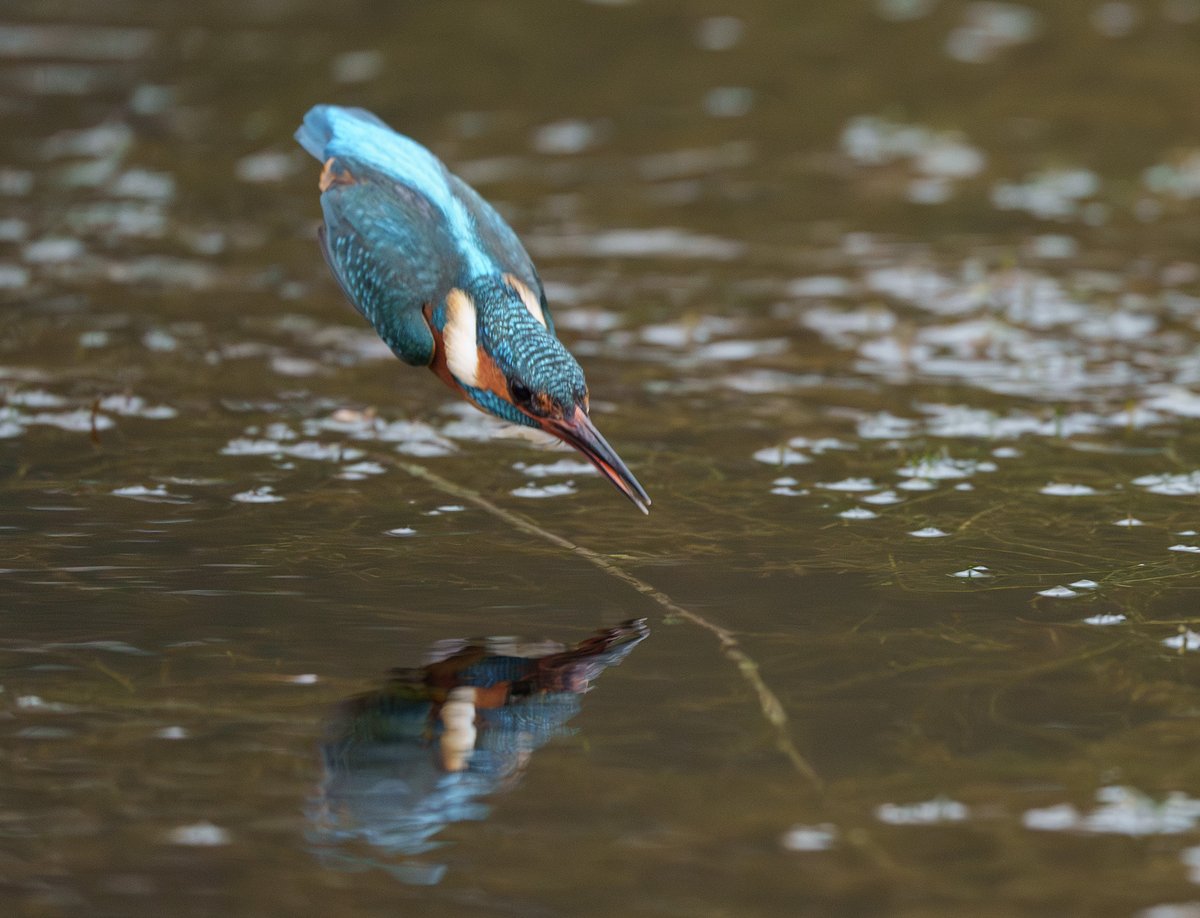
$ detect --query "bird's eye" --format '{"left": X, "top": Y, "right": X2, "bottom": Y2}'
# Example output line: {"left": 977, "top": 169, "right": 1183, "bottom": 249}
{"left": 508, "top": 379, "right": 532, "bottom": 405}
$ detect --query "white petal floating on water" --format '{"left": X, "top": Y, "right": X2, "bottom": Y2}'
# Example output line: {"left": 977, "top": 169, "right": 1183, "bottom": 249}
{"left": 1040, "top": 483, "right": 1098, "bottom": 496}
{"left": 1135, "top": 472, "right": 1200, "bottom": 496}
{"left": 232, "top": 486, "right": 283, "bottom": 504}
{"left": 286, "top": 441, "right": 364, "bottom": 462}
{"left": 1022, "top": 803, "right": 1081, "bottom": 832}
{"left": 897, "top": 478, "right": 936, "bottom": 492}
{"left": 385, "top": 527, "right": 416, "bottom": 537}
{"left": 1023, "top": 787, "right": 1200, "bottom": 835}
{"left": 23, "top": 236, "right": 85, "bottom": 264}
{"left": 512, "top": 482, "right": 578, "bottom": 499}
{"left": 1142, "top": 390, "right": 1200, "bottom": 419}
{"left": 788, "top": 275, "right": 854, "bottom": 298}
{"left": 513, "top": 459, "right": 597, "bottom": 478}
{"left": 528, "top": 227, "right": 746, "bottom": 261}
{"left": 857, "top": 412, "right": 918, "bottom": 439}
{"left": 532, "top": 118, "right": 603, "bottom": 155}
{"left": 1038, "top": 586, "right": 1080, "bottom": 598}
{"left": 6, "top": 390, "right": 67, "bottom": 407}
{"left": 1164, "top": 630, "right": 1200, "bottom": 651}
{"left": 221, "top": 438, "right": 282, "bottom": 457}
{"left": 788, "top": 436, "right": 857, "bottom": 454}
{"left": 839, "top": 507, "right": 878, "bottom": 520}
{"left": 26, "top": 410, "right": 115, "bottom": 432}
{"left": 771, "top": 486, "right": 806, "bottom": 497}
{"left": 1069, "top": 580, "right": 1099, "bottom": 590}
{"left": 952, "top": 566, "right": 991, "bottom": 579}
{"left": 166, "top": 822, "right": 230, "bottom": 847}
{"left": 899, "top": 457, "right": 997, "bottom": 480}
{"left": 773, "top": 476, "right": 798, "bottom": 487}
{"left": 876, "top": 798, "right": 969, "bottom": 825}
{"left": 142, "top": 329, "right": 178, "bottom": 352}
{"left": 341, "top": 461, "right": 386, "bottom": 476}
{"left": 1168, "top": 545, "right": 1200, "bottom": 554}
{"left": 910, "top": 527, "right": 949, "bottom": 538}
{"left": 110, "top": 484, "right": 182, "bottom": 502}
{"left": 1084, "top": 614, "right": 1126, "bottom": 626}
{"left": 752, "top": 446, "right": 810, "bottom": 466}
{"left": 944, "top": 2, "right": 1041, "bottom": 64}
{"left": 862, "top": 490, "right": 903, "bottom": 505}
{"left": 395, "top": 441, "right": 456, "bottom": 458}
{"left": 954, "top": 483, "right": 974, "bottom": 491}
{"left": 1180, "top": 531, "right": 1199, "bottom": 537}
{"left": 818, "top": 477, "right": 877, "bottom": 492}
{"left": 1113, "top": 517, "right": 1144, "bottom": 527}
{"left": 780, "top": 823, "right": 837, "bottom": 852}
{"left": 98, "top": 394, "right": 177, "bottom": 419}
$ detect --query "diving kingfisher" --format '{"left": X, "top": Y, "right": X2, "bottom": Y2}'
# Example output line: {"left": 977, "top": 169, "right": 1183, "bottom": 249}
{"left": 295, "top": 105, "right": 650, "bottom": 513}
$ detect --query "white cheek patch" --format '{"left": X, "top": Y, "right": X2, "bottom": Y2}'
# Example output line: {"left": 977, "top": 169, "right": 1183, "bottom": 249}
{"left": 505, "top": 274, "right": 547, "bottom": 329}
{"left": 443, "top": 288, "right": 479, "bottom": 388}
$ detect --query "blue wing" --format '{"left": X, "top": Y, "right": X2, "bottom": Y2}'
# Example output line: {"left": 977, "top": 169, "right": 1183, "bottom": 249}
{"left": 297, "top": 106, "right": 554, "bottom": 355}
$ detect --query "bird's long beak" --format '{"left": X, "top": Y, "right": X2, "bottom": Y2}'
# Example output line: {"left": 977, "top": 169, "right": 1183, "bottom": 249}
{"left": 545, "top": 409, "right": 651, "bottom": 514}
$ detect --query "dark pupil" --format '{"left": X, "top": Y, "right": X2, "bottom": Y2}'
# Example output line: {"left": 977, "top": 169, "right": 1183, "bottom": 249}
{"left": 509, "top": 380, "right": 532, "bottom": 404}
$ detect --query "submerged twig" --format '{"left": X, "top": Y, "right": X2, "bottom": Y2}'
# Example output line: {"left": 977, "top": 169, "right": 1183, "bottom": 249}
{"left": 393, "top": 458, "right": 823, "bottom": 792}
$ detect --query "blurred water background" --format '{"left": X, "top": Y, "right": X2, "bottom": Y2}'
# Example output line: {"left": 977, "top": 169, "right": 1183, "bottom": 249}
{"left": 4, "top": 1, "right": 1200, "bottom": 915}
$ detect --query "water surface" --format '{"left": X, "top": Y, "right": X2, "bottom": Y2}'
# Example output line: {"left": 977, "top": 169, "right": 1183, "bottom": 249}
{"left": 4, "top": 1, "right": 1200, "bottom": 915}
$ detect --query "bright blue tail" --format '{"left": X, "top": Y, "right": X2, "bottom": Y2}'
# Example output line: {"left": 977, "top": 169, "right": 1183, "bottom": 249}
{"left": 295, "top": 105, "right": 390, "bottom": 161}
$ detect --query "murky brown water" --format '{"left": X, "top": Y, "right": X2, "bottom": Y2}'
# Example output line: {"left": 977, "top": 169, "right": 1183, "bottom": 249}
{"left": 5, "top": 1, "right": 1200, "bottom": 915}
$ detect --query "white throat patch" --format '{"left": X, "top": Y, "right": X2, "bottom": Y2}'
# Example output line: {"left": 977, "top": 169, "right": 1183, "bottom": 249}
{"left": 443, "top": 288, "right": 479, "bottom": 388}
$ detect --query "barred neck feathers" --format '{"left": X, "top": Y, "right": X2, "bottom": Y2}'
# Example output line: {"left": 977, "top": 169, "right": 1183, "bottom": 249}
{"left": 468, "top": 277, "right": 585, "bottom": 409}
{"left": 432, "top": 276, "right": 586, "bottom": 426}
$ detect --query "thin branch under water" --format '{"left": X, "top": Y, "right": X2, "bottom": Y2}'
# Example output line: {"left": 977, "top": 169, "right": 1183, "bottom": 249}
{"left": 392, "top": 458, "right": 824, "bottom": 792}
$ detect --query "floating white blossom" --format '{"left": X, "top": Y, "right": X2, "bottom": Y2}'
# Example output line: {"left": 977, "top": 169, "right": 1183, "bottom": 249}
{"left": 1038, "top": 586, "right": 1079, "bottom": 598}
{"left": 166, "top": 822, "right": 230, "bottom": 846}
{"left": 1135, "top": 473, "right": 1200, "bottom": 496}
{"left": 512, "top": 482, "right": 578, "bottom": 499}
{"left": 1164, "top": 630, "right": 1200, "bottom": 651}
{"left": 862, "top": 490, "right": 903, "bottom": 505}
{"left": 780, "top": 824, "right": 837, "bottom": 852}
{"left": 232, "top": 486, "right": 283, "bottom": 504}
{"left": 818, "top": 478, "right": 878, "bottom": 492}
{"left": 876, "top": 798, "right": 969, "bottom": 825}
{"left": 753, "top": 446, "right": 810, "bottom": 466}
{"left": 1040, "top": 483, "right": 1098, "bottom": 497}
{"left": 1084, "top": 614, "right": 1126, "bottom": 626}
{"left": 952, "top": 566, "right": 991, "bottom": 579}
{"left": 839, "top": 507, "right": 878, "bottom": 520}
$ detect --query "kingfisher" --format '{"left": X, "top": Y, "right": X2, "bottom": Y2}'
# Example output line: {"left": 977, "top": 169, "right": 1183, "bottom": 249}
{"left": 295, "top": 105, "right": 650, "bottom": 513}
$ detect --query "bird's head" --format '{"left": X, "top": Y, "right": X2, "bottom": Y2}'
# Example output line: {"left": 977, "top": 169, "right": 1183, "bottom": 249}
{"left": 426, "top": 275, "right": 650, "bottom": 513}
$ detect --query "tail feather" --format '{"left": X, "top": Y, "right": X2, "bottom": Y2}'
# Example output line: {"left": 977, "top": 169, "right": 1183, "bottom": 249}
{"left": 295, "top": 105, "right": 390, "bottom": 161}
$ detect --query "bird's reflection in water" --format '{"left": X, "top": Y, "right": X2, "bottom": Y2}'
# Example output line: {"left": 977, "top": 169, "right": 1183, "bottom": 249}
{"left": 308, "top": 619, "right": 649, "bottom": 884}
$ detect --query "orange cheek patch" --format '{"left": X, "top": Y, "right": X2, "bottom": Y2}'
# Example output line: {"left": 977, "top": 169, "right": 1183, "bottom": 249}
{"left": 473, "top": 346, "right": 511, "bottom": 401}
